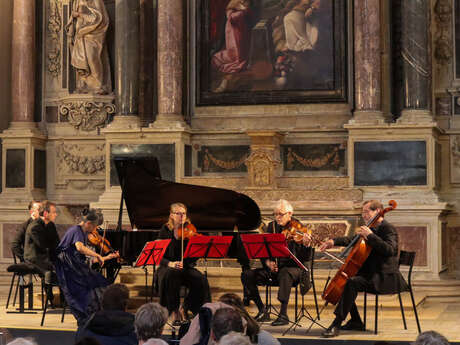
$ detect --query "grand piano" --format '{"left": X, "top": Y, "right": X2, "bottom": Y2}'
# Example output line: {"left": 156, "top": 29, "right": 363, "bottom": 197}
{"left": 104, "top": 157, "right": 262, "bottom": 266}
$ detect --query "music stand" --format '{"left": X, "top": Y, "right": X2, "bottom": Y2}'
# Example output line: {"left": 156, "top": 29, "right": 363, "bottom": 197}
{"left": 135, "top": 239, "right": 171, "bottom": 302}
{"left": 240, "top": 233, "right": 290, "bottom": 320}
{"left": 184, "top": 236, "right": 233, "bottom": 275}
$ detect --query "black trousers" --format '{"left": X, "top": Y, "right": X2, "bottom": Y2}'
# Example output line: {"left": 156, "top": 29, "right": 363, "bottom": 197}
{"left": 241, "top": 266, "right": 302, "bottom": 304}
{"left": 160, "top": 267, "right": 210, "bottom": 314}
{"left": 334, "top": 275, "right": 373, "bottom": 322}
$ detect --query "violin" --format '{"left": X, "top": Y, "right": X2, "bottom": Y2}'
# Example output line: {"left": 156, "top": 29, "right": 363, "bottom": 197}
{"left": 321, "top": 200, "right": 397, "bottom": 305}
{"left": 176, "top": 222, "right": 200, "bottom": 239}
{"left": 282, "top": 219, "right": 312, "bottom": 244}
{"left": 87, "top": 227, "right": 119, "bottom": 260}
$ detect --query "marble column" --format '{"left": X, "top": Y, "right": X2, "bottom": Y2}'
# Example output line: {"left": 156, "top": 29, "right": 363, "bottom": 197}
{"left": 151, "top": 0, "right": 188, "bottom": 129}
{"left": 396, "top": 0, "right": 433, "bottom": 123}
{"left": 352, "top": 0, "right": 387, "bottom": 124}
{"left": 111, "top": 0, "right": 140, "bottom": 128}
{"left": 11, "top": 0, "right": 35, "bottom": 128}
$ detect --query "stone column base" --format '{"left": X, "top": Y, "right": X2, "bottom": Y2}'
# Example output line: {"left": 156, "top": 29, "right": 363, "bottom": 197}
{"left": 107, "top": 115, "right": 141, "bottom": 130}
{"left": 397, "top": 109, "right": 434, "bottom": 124}
{"left": 149, "top": 113, "right": 189, "bottom": 130}
{"left": 348, "top": 110, "right": 390, "bottom": 125}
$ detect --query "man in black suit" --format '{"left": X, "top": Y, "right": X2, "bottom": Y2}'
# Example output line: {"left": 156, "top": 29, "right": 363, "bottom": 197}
{"left": 24, "top": 200, "right": 60, "bottom": 300}
{"left": 11, "top": 200, "right": 41, "bottom": 261}
{"left": 319, "top": 200, "right": 407, "bottom": 338}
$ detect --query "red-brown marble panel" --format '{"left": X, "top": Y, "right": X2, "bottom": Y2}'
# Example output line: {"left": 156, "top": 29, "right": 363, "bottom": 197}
{"left": 396, "top": 226, "right": 427, "bottom": 266}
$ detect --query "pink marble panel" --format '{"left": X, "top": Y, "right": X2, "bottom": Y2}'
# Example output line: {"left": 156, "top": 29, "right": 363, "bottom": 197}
{"left": 396, "top": 226, "right": 427, "bottom": 266}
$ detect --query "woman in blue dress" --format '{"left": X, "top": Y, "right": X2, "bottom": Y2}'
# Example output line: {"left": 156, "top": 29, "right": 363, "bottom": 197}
{"left": 55, "top": 208, "right": 119, "bottom": 325}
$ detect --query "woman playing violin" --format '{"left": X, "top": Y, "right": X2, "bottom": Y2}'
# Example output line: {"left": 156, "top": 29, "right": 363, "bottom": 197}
{"left": 54, "top": 208, "right": 119, "bottom": 326}
{"left": 319, "top": 200, "right": 407, "bottom": 338}
{"left": 155, "top": 202, "right": 211, "bottom": 325}
{"left": 241, "top": 199, "right": 313, "bottom": 326}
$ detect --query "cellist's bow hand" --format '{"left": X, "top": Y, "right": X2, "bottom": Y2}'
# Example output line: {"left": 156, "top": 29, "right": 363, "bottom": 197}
{"left": 319, "top": 239, "right": 334, "bottom": 252}
{"left": 169, "top": 261, "right": 183, "bottom": 269}
{"left": 356, "top": 226, "right": 372, "bottom": 240}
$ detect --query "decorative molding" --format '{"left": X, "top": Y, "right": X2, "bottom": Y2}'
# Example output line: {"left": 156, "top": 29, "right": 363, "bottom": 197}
{"left": 434, "top": 0, "right": 452, "bottom": 65}
{"left": 243, "top": 189, "right": 362, "bottom": 202}
{"left": 451, "top": 135, "right": 460, "bottom": 183}
{"left": 286, "top": 146, "right": 342, "bottom": 170}
{"left": 59, "top": 101, "right": 115, "bottom": 131}
{"left": 245, "top": 149, "right": 281, "bottom": 188}
{"left": 47, "top": 0, "right": 62, "bottom": 78}
{"left": 203, "top": 148, "right": 248, "bottom": 171}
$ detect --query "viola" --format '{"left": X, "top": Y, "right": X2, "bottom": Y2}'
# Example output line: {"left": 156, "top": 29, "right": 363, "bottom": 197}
{"left": 321, "top": 200, "right": 397, "bottom": 305}
{"left": 176, "top": 222, "right": 200, "bottom": 239}
{"left": 87, "top": 228, "right": 117, "bottom": 257}
{"left": 282, "top": 219, "right": 312, "bottom": 244}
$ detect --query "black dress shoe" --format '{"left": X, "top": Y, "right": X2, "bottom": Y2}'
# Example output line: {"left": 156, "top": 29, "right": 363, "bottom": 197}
{"left": 255, "top": 308, "right": 270, "bottom": 322}
{"left": 340, "top": 319, "right": 365, "bottom": 331}
{"left": 322, "top": 325, "right": 340, "bottom": 338}
{"left": 271, "top": 315, "right": 289, "bottom": 326}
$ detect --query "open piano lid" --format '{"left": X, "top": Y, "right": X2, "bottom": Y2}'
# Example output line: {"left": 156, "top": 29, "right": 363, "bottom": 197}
{"left": 114, "top": 157, "right": 261, "bottom": 231}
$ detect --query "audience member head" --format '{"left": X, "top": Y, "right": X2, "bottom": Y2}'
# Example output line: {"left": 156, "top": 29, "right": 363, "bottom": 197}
{"left": 7, "top": 338, "right": 38, "bottom": 345}
{"left": 38, "top": 200, "right": 58, "bottom": 223}
{"left": 74, "top": 337, "right": 103, "bottom": 345}
{"left": 102, "top": 284, "right": 129, "bottom": 311}
{"left": 135, "top": 302, "right": 168, "bottom": 343}
{"left": 80, "top": 208, "right": 100, "bottom": 233}
{"left": 28, "top": 200, "right": 41, "bottom": 220}
{"left": 218, "top": 293, "right": 259, "bottom": 342}
{"left": 218, "top": 332, "right": 253, "bottom": 345}
{"left": 212, "top": 308, "right": 244, "bottom": 342}
{"left": 413, "top": 331, "right": 450, "bottom": 345}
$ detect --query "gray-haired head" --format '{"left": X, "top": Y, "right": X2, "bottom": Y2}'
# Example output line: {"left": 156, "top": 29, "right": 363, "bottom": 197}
{"left": 274, "top": 199, "right": 293, "bottom": 214}
{"left": 218, "top": 332, "right": 253, "bottom": 345}
{"left": 7, "top": 338, "right": 38, "bottom": 345}
{"left": 134, "top": 302, "right": 168, "bottom": 342}
{"left": 413, "top": 331, "right": 450, "bottom": 345}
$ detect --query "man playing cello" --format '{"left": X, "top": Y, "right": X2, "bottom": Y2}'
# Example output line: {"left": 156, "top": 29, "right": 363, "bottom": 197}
{"left": 319, "top": 200, "right": 407, "bottom": 338}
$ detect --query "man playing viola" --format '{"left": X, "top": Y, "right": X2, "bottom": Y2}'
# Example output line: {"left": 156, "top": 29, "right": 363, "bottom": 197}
{"left": 155, "top": 202, "right": 211, "bottom": 325}
{"left": 319, "top": 200, "right": 407, "bottom": 338}
{"left": 241, "top": 199, "right": 312, "bottom": 326}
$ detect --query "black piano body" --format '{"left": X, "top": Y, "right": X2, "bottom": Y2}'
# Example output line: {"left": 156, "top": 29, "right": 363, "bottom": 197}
{"left": 104, "top": 157, "right": 261, "bottom": 266}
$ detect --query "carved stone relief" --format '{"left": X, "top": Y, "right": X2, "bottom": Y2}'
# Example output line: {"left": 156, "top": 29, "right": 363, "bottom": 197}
{"left": 59, "top": 101, "right": 115, "bottom": 131}
{"left": 434, "top": 0, "right": 452, "bottom": 65}
{"left": 450, "top": 135, "right": 460, "bottom": 183}
{"left": 55, "top": 141, "right": 106, "bottom": 191}
{"left": 47, "top": 0, "right": 62, "bottom": 78}
{"left": 245, "top": 149, "right": 280, "bottom": 188}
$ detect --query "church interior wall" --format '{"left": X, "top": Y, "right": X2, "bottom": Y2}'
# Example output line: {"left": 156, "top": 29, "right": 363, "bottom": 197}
{"left": 0, "top": 1, "right": 13, "bottom": 131}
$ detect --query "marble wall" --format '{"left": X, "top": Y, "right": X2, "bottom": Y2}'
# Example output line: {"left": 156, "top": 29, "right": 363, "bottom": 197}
{"left": 0, "top": 1, "right": 13, "bottom": 131}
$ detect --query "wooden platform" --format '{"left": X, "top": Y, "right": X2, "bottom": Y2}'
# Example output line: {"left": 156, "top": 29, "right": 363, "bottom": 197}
{"left": 1, "top": 265, "right": 460, "bottom": 344}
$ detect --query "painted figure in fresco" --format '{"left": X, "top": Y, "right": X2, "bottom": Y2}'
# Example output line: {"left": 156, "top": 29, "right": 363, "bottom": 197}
{"left": 66, "top": 0, "right": 112, "bottom": 94}
{"left": 212, "top": 0, "right": 254, "bottom": 92}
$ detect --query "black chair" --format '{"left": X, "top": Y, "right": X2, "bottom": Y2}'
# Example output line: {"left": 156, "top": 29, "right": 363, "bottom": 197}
{"left": 363, "top": 250, "right": 422, "bottom": 334}
{"left": 6, "top": 252, "right": 43, "bottom": 313}
{"left": 41, "top": 276, "right": 66, "bottom": 326}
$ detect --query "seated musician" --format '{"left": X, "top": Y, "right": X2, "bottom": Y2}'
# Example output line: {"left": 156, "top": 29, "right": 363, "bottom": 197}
{"left": 55, "top": 208, "right": 119, "bottom": 325}
{"left": 319, "top": 200, "right": 407, "bottom": 338}
{"left": 241, "top": 199, "right": 312, "bottom": 326}
{"left": 11, "top": 200, "right": 41, "bottom": 262}
{"left": 156, "top": 202, "right": 211, "bottom": 325}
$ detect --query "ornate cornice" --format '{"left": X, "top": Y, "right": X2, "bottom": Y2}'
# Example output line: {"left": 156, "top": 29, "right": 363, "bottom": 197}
{"left": 59, "top": 101, "right": 115, "bottom": 131}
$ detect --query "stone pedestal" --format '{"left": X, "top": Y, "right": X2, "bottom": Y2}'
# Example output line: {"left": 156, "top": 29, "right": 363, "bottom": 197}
{"left": 346, "top": 122, "right": 450, "bottom": 278}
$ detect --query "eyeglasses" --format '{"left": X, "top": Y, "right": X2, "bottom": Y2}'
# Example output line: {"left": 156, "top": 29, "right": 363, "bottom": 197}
{"left": 172, "top": 212, "right": 186, "bottom": 216}
{"left": 273, "top": 211, "right": 288, "bottom": 217}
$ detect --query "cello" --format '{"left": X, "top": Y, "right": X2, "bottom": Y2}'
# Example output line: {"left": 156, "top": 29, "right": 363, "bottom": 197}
{"left": 321, "top": 200, "right": 397, "bottom": 305}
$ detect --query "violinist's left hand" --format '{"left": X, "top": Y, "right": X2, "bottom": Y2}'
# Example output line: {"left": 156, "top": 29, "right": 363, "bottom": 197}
{"left": 356, "top": 226, "right": 372, "bottom": 240}
{"left": 302, "top": 232, "right": 311, "bottom": 246}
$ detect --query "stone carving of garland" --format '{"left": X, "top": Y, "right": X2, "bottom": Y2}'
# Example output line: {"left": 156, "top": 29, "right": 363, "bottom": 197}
{"left": 286, "top": 147, "right": 340, "bottom": 170}
{"left": 57, "top": 144, "right": 105, "bottom": 175}
{"left": 59, "top": 101, "right": 116, "bottom": 131}
{"left": 47, "top": 0, "right": 62, "bottom": 78}
{"left": 203, "top": 149, "right": 248, "bottom": 171}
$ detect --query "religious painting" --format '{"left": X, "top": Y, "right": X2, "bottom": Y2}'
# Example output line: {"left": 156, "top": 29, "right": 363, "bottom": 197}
{"left": 196, "top": 0, "right": 348, "bottom": 106}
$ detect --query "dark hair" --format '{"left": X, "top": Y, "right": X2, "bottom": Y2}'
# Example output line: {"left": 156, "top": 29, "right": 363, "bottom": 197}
{"left": 218, "top": 293, "right": 259, "bottom": 342}
{"left": 363, "top": 200, "right": 383, "bottom": 211}
{"left": 212, "top": 308, "right": 244, "bottom": 341}
{"left": 134, "top": 302, "right": 168, "bottom": 341}
{"left": 413, "top": 331, "right": 450, "bottom": 345}
{"left": 81, "top": 208, "right": 99, "bottom": 225}
{"left": 38, "top": 200, "right": 56, "bottom": 216}
{"left": 102, "top": 284, "right": 129, "bottom": 311}
{"left": 28, "top": 200, "right": 40, "bottom": 210}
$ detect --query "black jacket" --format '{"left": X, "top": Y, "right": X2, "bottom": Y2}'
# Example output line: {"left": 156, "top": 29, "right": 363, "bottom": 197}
{"left": 333, "top": 220, "right": 408, "bottom": 294}
{"left": 24, "top": 218, "right": 60, "bottom": 268}
{"left": 11, "top": 218, "right": 34, "bottom": 261}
